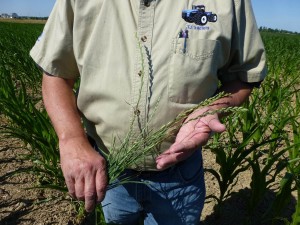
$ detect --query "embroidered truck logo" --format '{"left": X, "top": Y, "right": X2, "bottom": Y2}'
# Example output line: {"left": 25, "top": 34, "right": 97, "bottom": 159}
{"left": 182, "top": 5, "right": 217, "bottom": 26}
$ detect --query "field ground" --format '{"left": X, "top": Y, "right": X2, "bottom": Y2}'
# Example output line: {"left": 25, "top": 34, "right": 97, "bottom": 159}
{"left": 0, "top": 117, "right": 79, "bottom": 225}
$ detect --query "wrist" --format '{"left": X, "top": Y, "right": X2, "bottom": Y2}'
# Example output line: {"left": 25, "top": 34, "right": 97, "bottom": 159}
{"left": 59, "top": 134, "right": 90, "bottom": 151}
{"left": 58, "top": 128, "right": 87, "bottom": 142}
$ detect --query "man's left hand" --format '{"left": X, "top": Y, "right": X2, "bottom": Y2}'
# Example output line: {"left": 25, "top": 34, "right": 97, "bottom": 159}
{"left": 156, "top": 107, "right": 226, "bottom": 170}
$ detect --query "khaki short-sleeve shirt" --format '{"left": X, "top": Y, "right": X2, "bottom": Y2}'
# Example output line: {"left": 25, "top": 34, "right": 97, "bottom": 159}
{"left": 30, "top": 0, "right": 267, "bottom": 170}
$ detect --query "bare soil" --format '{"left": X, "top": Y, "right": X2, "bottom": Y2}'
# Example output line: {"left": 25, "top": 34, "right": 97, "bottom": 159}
{"left": 0, "top": 123, "right": 296, "bottom": 225}
{"left": 0, "top": 137, "right": 81, "bottom": 225}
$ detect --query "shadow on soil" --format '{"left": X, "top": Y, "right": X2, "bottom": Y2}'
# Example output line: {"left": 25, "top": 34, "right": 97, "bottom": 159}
{"left": 200, "top": 188, "right": 296, "bottom": 225}
{"left": 0, "top": 198, "right": 36, "bottom": 225}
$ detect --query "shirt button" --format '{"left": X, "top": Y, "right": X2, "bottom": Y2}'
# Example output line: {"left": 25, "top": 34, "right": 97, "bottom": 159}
{"left": 138, "top": 70, "right": 143, "bottom": 77}
{"left": 144, "top": 1, "right": 150, "bottom": 7}
{"left": 141, "top": 36, "right": 147, "bottom": 42}
{"left": 134, "top": 108, "right": 141, "bottom": 116}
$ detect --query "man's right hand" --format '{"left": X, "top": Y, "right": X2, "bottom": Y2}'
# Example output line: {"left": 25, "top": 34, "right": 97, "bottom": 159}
{"left": 59, "top": 136, "right": 108, "bottom": 212}
{"left": 41, "top": 74, "right": 107, "bottom": 212}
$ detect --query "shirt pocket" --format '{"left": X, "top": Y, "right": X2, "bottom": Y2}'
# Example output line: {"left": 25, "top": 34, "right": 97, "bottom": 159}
{"left": 168, "top": 38, "right": 221, "bottom": 104}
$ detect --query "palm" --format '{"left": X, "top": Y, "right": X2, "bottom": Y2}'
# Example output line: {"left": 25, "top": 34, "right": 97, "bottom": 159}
{"left": 156, "top": 108, "right": 226, "bottom": 170}
{"left": 175, "top": 116, "right": 212, "bottom": 147}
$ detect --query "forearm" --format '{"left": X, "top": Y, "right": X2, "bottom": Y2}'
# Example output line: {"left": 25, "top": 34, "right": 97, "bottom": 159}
{"left": 209, "top": 80, "right": 253, "bottom": 115}
{"left": 42, "top": 74, "right": 107, "bottom": 209}
{"left": 42, "top": 74, "right": 86, "bottom": 142}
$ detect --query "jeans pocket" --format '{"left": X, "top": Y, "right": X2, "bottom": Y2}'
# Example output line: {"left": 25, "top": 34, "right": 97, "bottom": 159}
{"left": 176, "top": 150, "right": 203, "bottom": 183}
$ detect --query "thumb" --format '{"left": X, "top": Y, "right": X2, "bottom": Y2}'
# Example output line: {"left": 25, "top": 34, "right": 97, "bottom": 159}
{"left": 208, "top": 118, "right": 226, "bottom": 133}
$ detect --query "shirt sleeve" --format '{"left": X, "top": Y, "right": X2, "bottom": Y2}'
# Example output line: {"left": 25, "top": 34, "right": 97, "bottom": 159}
{"left": 218, "top": 0, "right": 267, "bottom": 84}
{"left": 30, "top": 0, "right": 79, "bottom": 79}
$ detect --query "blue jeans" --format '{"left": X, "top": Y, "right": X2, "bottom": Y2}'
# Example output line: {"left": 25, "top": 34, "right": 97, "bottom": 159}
{"left": 101, "top": 150, "right": 205, "bottom": 225}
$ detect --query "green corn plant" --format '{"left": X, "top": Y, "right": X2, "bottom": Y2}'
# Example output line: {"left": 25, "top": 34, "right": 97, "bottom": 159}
{"left": 288, "top": 89, "right": 300, "bottom": 225}
{"left": 248, "top": 33, "right": 300, "bottom": 223}
{"left": 263, "top": 33, "right": 300, "bottom": 225}
{"left": 0, "top": 22, "right": 43, "bottom": 89}
{"left": 247, "top": 45, "right": 299, "bottom": 223}
{"left": 204, "top": 108, "right": 278, "bottom": 212}
{"left": 262, "top": 172, "right": 294, "bottom": 225}
{"left": 247, "top": 93, "right": 295, "bottom": 216}
{"left": 0, "top": 22, "right": 66, "bottom": 191}
{"left": 204, "top": 83, "right": 274, "bottom": 210}
{"left": 204, "top": 31, "right": 300, "bottom": 222}
{"left": 0, "top": 69, "right": 65, "bottom": 191}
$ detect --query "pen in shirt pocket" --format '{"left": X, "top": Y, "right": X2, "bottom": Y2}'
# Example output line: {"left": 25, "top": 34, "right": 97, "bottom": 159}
{"left": 178, "top": 29, "right": 189, "bottom": 53}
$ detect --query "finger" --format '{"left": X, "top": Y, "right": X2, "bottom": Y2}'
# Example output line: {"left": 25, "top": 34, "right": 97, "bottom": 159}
{"left": 174, "top": 131, "right": 210, "bottom": 153}
{"left": 207, "top": 118, "right": 226, "bottom": 133}
{"left": 156, "top": 143, "right": 196, "bottom": 170}
{"left": 65, "top": 176, "right": 76, "bottom": 199}
{"left": 156, "top": 150, "right": 195, "bottom": 170}
{"left": 84, "top": 173, "right": 97, "bottom": 212}
{"left": 156, "top": 151, "right": 183, "bottom": 170}
{"left": 95, "top": 169, "right": 108, "bottom": 203}
{"left": 156, "top": 129, "right": 210, "bottom": 169}
{"left": 74, "top": 177, "right": 85, "bottom": 201}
